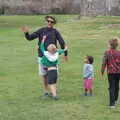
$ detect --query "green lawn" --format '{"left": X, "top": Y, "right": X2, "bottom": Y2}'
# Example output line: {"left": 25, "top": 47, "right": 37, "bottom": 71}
{"left": 0, "top": 15, "right": 120, "bottom": 120}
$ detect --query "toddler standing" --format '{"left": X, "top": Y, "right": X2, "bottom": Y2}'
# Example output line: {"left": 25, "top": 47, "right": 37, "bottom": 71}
{"left": 83, "top": 55, "right": 94, "bottom": 96}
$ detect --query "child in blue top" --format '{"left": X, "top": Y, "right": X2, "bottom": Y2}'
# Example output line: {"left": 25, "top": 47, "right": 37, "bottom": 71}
{"left": 40, "top": 36, "right": 67, "bottom": 100}
{"left": 83, "top": 55, "right": 94, "bottom": 96}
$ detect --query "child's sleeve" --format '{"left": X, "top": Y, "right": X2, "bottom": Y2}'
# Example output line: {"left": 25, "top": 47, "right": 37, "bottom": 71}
{"left": 40, "top": 43, "right": 45, "bottom": 55}
{"left": 58, "top": 49, "right": 65, "bottom": 55}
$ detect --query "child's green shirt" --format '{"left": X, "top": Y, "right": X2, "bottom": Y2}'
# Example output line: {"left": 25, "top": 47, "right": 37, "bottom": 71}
{"left": 40, "top": 43, "right": 64, "bottom": 67}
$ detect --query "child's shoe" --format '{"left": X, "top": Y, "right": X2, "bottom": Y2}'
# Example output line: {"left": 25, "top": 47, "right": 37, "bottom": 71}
{"left": 88, "top": 93, "right": 93, "bottom": 96}
{"left": 84, "top": 93, "right": 88, "bottom": 96}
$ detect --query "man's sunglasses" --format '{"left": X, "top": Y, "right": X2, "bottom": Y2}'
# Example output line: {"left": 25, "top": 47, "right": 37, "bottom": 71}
{"left": 47, "top": 20, "right": 54, "bottom": 24}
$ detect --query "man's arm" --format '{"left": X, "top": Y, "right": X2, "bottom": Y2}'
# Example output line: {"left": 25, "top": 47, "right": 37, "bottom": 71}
{"left": 22, "top": 25, "right": 41, "bottom": 41}
{"left": 56, "top": 30, "right": 68, "bottom": 57}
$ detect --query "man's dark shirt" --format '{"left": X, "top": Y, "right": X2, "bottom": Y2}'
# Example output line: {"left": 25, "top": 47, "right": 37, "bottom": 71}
{"left": 101, "top": 48, "right": 120, "bottom": 74}
{"left": 25, "top": 27, "right": 67, "bottom": 57}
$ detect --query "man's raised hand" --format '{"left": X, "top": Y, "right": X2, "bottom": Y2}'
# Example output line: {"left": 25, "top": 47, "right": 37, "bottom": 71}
{"left": 22, "top": 25, "right": 29, "bottom": 33}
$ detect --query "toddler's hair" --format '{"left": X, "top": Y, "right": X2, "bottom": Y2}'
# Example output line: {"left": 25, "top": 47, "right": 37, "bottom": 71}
{"left": 87, "top": 56, "right": 94, "bottom": 64}
{"left": 109, "top": 38, "right": 119, "bottom": 49}
{"left": 47, "top": 44, "right": 57, "bottom": 54}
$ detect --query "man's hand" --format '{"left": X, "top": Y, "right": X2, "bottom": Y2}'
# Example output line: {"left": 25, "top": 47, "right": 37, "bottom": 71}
{"left": 22, "top": 25, "right": 29, "bottom": 33}
{"left": 64, "top": 56, "right": 68, "bottom": 61}
{"left": 101, "top": 72, "right": 104, "bottom": 77}
{"left": 101, "top": 69, "right": 104, "bottom": 77}
{"left": 64, "top": 46, "right": 68, "bottom": 51}
{"left": 63, "top": 45, "right": 68, "bottom": 61}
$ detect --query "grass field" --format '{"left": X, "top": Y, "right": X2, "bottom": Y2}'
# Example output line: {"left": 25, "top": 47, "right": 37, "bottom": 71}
{"left": 0, "top": 15, "right": 120, "bottom": 120}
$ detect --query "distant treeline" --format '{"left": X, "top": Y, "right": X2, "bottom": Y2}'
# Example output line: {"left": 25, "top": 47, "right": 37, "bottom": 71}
{"left": 0, "top": 0, "right": 120, "bottom": 16}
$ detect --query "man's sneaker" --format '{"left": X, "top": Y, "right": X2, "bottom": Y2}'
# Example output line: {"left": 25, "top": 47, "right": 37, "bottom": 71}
{"left": 41, "top": 93, "right": 49, "bottom": 99}
{"left": 52, "top": 96, "right": 60, "bottom": 100}
{"left": 109, "top": 105, "right": 115, "bottom": 109}
{"left": 44, "top": 93, "right": 49, "bottom": 97}
{"left": 48, "top": 93, "right": 52, "bottom": 97}
{"left": 109, "top": 103, "right": 115, "bottom": 109}
{"left": 115, "top": 101, "right": 119, "bottom": 105}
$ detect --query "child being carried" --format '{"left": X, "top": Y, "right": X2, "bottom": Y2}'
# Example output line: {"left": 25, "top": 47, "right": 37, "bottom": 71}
{"left": 40, "top": 36, "right": 67, "bottom": 100}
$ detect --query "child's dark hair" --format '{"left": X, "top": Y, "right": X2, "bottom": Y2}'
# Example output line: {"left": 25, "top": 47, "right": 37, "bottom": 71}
{"left": 109, "top": 38, "right": 118, "bottom": 49}
{"left": 87, "top": 56, "right": 94, "bottom": 64}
